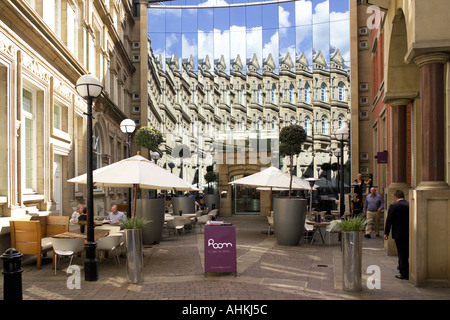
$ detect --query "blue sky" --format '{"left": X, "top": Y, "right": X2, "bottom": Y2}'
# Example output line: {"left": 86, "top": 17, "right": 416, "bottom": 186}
{"left": 148, "top": 0, "right": 350, "bottom": 73}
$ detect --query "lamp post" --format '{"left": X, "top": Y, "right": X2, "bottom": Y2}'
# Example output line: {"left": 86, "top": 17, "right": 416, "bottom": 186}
{"left": 333, "top": 147, "right": 341, "bottom": 197}
{"left": 120, "top": 119, "right": 136, "bottom": 219}
{"left": 76, "top": 74, "right": 103, "bottom": 282}
{"left": 334, "top": 127, "right": 349, "bottom": 218}
{"left": 305, "top": 178, "right": 320, "bottom": 220}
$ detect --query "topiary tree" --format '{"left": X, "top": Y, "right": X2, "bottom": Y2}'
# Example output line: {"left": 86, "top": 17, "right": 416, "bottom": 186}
{"left": 134, "top": 126, "right": 163, "bottom": 158}
{"left": 279, "top": 124, "right": 307, "bottom": 198}
{"left": 204, "top": 171, "right": 216, "bottom": 194}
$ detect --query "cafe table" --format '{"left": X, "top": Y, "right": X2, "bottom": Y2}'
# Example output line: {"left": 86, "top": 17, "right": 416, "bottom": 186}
{"left": 305, "top": 220, "right": 331, "bottom": 245}
{"left": 52, "top": 228, "right": 110, "bottom": 241}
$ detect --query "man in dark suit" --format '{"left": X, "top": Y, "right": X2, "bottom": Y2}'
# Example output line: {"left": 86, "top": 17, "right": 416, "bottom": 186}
{"left": 384, "top": 190, "right": 409, "bottom": 280}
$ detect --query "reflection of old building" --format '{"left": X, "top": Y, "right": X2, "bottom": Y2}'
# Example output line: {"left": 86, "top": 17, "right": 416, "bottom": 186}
{"left": 0, "top": 0, "right": 139, "bottom": 221}
{"left": 141, "top": 33, "right": 350, "bottom": 216}
{"left": 351, "top": 0, "right": 450, "bottom": 287}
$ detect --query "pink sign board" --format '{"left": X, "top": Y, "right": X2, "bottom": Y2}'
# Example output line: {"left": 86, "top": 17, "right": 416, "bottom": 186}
{"left": 204, "top": 225, "right": 237, "bottom": 275}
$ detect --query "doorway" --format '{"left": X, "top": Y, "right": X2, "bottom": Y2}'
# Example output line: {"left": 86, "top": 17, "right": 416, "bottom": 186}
{"left": 231, "top": 175, "right": 260, "bottom": 215}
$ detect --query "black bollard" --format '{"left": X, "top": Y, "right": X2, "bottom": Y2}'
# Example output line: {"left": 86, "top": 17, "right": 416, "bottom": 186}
{"left": 1, "top": 248, "right": 23, "bottom": 300}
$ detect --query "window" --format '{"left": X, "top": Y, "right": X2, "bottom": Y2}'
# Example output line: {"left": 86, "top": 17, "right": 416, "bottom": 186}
{"left": 22, "top": 88, "right": 37, "bottom": 193}
{"left": 272, "top": 117, "right": 277, "bottom": 130}
{"left": 257, "top": 85, "right": 262, "bottom": 104}
{"left": 304, "top": 116, "right": 311, "bottom": 136}
{"left": 304, "top": 83, "right": 310, "bottom": 103}
{"left": 92, "top": 125, "right": 102, "bottom": 190}
{"left": 257, "top": 117, "right": 262, "bottom": 130}
{"left": 338, "top": 114, "right": 346, "bottom": 129}
{"left": 289, "top": 84, "right": 294, "bottom": 103}
{"left": 321, "top": 116, "right": 329, "bottom": 135}
{"left": 271, "top": 84, "right": 276, "bottom": 104}
{"left": 338, "top": 82, "right": 345, "bottom": 101}
{"left": 290, "top": 116, "right": 296, "bottom": 125}
{"left": 53, "top": 102, "right": 61, "bottom": 130}
{"left": 321, "top": 83, "right": 327, "bottom": 102}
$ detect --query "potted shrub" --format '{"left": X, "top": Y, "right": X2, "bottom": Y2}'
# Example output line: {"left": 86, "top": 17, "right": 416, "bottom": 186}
{"left": 273, "top": 125, "right": 308, "bottom": 246}
{"left": 204, "top": 168, "right": 220, "bottom": 211}
{"left": 336, "top": 215, "right": 368, "bottom": 291}
{"left": 122, "top": 217, "right": 149, "bottom": 284}
{"left": 134, "top": 126, "right": 163, "bottom": 159}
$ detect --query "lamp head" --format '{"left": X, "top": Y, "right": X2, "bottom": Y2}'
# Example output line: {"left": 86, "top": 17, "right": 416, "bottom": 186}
{"left": 76, "top": 74, "right": 103, "bottom": 99}
{"left": 334, "top": 127, "right": 349, "bottom": 141}
{"left": 120, "top": 119, "right": 136, "bottom": 134}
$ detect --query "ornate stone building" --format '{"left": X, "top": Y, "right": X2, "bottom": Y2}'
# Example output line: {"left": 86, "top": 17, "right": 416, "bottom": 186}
{"left": 351, "top": 0, "right": 450, "bottom": 287}
{"left": 0, "top": 0, "right": 139, "bottom": 223}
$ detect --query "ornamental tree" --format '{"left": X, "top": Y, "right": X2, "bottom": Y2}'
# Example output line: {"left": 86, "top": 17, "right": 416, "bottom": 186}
{"left": 279, "top": 124, "right": 307, "bottom": 198}
{"left": 134, "top": 126, "right": 163, "bottom": 158}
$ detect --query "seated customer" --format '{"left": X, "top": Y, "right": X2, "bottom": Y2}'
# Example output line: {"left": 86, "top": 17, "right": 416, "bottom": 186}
{"left": 70, "top": 204, "right": 86, "bottom": 224}
{"left": 106, "top": 204, "right": 127, "bottom": 223}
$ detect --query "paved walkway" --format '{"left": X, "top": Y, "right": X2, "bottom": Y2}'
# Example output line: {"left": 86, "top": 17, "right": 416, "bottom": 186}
{"left": 2, "top": 216, "right": 449, "bottom": 301}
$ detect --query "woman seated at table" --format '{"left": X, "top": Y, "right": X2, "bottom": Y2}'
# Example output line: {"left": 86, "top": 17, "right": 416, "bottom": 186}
{"left": 70, "top": 204, "right": 86, "bottom": 224}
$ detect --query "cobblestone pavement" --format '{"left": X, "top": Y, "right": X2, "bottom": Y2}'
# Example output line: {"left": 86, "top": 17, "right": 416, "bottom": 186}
{"left": 2, "top": 215, "right": 449, "bottom": 302}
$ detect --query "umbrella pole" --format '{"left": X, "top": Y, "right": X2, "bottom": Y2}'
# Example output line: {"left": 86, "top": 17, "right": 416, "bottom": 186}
{"left": 133, "top": 184, "right": 137, "bottom": 217}
{"left": 270, "top": 187, "right": 273, "bottom": 213}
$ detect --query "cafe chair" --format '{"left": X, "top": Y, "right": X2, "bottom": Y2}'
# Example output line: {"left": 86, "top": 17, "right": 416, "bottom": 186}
{"left": 96, "top": 233, "right": 123, "bottom": 267}
{"left": 267, "top": 216, "right": 274, "bottom": 236}
{"left": 51, "top": 238, "right": 85, "bottom": 275}
{"left": 196, "top": 214, "right": 212, "bottom": 233}
{"left": 166, "top": 218, "right": 185, "bottom": 237}
{"left": 303, "top": 222, "right": 314, "bottom": 243}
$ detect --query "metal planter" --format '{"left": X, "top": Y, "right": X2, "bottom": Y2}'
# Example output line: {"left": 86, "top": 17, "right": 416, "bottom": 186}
{"left": 273, "top": 198, "right": 307, "bottom": 246}
{"left": 135, "top": 198, "right": 165, "bottom": 245}
{"left": 172, "top": 196, "right": 195, "bottom": 214}
{"left": 342, "top": 231, "right": 363, "bottom": 291}
{"left": 125, "top": 229, "right": 144, "bottom": 284}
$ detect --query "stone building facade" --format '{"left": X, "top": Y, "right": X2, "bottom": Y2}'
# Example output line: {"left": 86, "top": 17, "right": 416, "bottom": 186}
{"left": 351, "top": 0, "right": 450, "bottom": 287}
{"left": 0, "top": 0, "right": 139, "bottom": 220}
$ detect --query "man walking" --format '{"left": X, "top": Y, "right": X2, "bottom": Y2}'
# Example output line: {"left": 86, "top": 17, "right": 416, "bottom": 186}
{"left": 363, "top": 187, "right": 384, "bottom": 238}
{"left": 384, "top": 190, "right": 409, "bottom": 280}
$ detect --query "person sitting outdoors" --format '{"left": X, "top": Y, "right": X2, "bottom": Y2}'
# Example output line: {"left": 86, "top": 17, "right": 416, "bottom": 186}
{"left": 106, "top": 204, "right": 126, "bottom": 223}
{"left": 70, "top": 204, "right": 86, "bottom": 224}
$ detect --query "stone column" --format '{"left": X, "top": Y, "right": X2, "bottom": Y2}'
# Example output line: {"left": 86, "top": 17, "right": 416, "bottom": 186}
{"left": 409, "top": 52, "right": 450, "bottom": 287}
{"left": 414, "top": 53, "right": 449, "bottom": 184}
{"left": 383, "top": 97, "right": 412, "bottom": 255}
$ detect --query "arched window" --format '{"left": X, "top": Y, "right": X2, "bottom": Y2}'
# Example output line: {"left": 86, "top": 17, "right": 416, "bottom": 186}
{"left": 257, "top": 117, "right": 262, "bottom": 130}
{"left": 257, "top": 85, "right": 262, "bottom": 104}
{"left": 290, "top": 116, "right": 296, "bottom": 125}
{"left": 271, "top": 83, "right": 277, "bottom": 104}
{"left": 272, "top": 117, "right": 277, "bottom": 130}
{"left": 289, "top": 84, "right": 295, "bottom": 103}
{"left": 338, "top": 114, "right": 346, "bottom": 129}
{"left": 241, "top": 117, "right": 245, "bottom": 130}
{"left": 304, "top": 83, "right": 310, "bottom": 103}
{"left": 321, "top": 83, "right": 327, "bottom": 102}
{"left": 321, "top": 116, "right": 329, "bottom": 135}
{"left": 338, "top": 82, "right": 345, "bottom": 101}
{"left": 304, "top": 116, "right": 311, "bottom": 136}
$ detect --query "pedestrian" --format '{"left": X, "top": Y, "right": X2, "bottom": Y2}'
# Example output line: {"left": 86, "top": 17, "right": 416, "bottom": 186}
{"left": 363, "top": 187, "right": 384, "bottom": 238}
{"left": 353, "top": 173, "right": 368, "bottom": 200}
{"left": 384, "top": 190, "right": 409, "bottom": 280}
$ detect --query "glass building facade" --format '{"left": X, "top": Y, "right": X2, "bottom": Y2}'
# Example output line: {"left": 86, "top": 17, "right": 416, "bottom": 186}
{"left": 148, "top": 0, "right": 350, "bottom": 75}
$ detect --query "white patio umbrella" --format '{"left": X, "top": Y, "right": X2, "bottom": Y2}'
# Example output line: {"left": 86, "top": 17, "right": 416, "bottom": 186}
{"left": 229, "top": 166, "right": 313, "bottom": 211}
{"left": 68, "top": 154, "right": 199, "bottom": 217}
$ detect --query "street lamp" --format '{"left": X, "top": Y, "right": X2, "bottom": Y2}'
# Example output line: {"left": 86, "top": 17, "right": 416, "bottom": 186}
{"left": 120, "top": 119, "right": 136, "bottom": 219}
{"left": 151, "top": 151, "right": 160, "bottom": 164}
{"left": 334, "top": 127, "right": 349, "bottom": 218}
{"left": 76, "top": 74, "right": 103, "bottom": 282}
{"left": 333, "top": 147, "right": 341, "bottom": 195}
